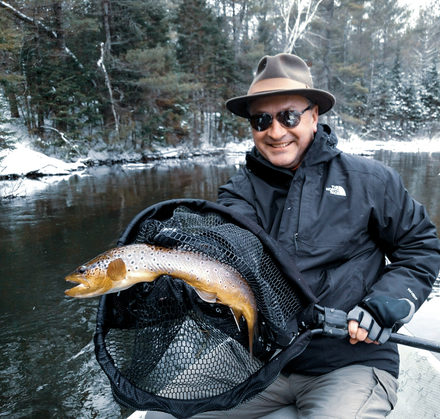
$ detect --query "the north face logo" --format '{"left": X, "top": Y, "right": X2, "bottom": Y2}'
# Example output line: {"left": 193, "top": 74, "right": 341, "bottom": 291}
{"left": 326, "top": 185, "right": 346, "bottom": 197}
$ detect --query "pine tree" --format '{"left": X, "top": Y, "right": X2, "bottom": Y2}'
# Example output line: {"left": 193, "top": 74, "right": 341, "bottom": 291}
{"left": 387, "top": 51, "right": 407, "bottom": 137}
{"left": 401, "top": 74, "right": 422, "bottom": 136}
{"left": 369, "top": 64, "right": 393, "bottom": 137}
{"left": 0, "top": 92, "right": 15, "bottom": 165}
{"left": 174, "top": 0, "right": 238, "bottom": 145}
{"left": 420, "top": 59, "right": 440, "bottom": 135}
{"left": 0, "top": 11, "right": 22, "bottom": 120}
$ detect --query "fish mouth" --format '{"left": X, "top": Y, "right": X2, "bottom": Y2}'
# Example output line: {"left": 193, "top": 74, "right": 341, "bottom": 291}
{"left": 65, "top": 273, "right": 90, "bottom": 297}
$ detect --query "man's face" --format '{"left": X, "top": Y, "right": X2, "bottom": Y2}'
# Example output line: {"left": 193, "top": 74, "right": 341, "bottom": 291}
{"left": 248, "top": 95, "right": 318, "bottom": 170}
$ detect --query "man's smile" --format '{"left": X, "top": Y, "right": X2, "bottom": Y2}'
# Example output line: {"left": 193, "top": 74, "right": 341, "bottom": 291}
{"left": 270, "top": 141, "right": 294, "bottom": 148}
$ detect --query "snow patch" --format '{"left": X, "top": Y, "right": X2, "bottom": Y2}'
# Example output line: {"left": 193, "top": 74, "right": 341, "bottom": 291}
{"left": 338, "top": 134, "right": 440, "bottom": 155}
{"left": 0, "top": 143, "right": 86, "bottom": 177}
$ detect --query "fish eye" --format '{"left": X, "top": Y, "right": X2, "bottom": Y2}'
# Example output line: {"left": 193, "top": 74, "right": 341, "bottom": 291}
{"left": 77, "top": 266, "right": 87, "bottom": 274}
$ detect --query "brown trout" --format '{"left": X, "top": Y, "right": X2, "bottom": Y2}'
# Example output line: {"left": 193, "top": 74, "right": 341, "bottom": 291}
{"left": 65, "top": 243, "right": 257, "bottom": 356}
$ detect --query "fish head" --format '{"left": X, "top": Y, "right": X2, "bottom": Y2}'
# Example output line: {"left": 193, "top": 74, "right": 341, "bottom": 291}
{"left": 65, "top": 252, "right": 127, "bottom": 298}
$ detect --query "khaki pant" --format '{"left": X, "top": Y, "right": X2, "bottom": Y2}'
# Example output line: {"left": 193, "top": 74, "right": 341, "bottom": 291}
{"left": 146, "top": 365, "right": 398, "bottom": 419}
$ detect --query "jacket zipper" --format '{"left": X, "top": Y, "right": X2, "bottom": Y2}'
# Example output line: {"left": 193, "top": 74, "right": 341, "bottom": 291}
{"left": 293, "top": 173, "right": 306, "bottom": 251}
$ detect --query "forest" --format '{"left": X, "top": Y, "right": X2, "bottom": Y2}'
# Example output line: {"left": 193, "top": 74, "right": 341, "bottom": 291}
{"left": 0, "top": 0, "right": 439, "bottom": 159}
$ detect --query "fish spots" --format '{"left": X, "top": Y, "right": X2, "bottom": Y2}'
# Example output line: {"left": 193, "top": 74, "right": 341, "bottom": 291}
{"left": 66, "top": 243, "right": 257, "bottom": 358}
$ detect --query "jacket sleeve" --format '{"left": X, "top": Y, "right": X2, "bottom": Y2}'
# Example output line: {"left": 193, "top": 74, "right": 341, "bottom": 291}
{"left": 366, "top": 164, "right": 440, "bottom": 311}
{"left": 217, "top": 169, "right": 260, "bottom": 225}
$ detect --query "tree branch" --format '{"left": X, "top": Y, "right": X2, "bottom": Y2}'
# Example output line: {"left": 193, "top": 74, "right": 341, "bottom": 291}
{"left": 278, "top": 0, "right": 324, "bottom": 53}
{"left": 0, "top": 0, "right": 84, "bottom": 69}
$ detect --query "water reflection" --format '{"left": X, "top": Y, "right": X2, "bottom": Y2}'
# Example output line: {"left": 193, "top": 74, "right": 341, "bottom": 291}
{"left": 0, "top": 152, "right": 439, "bottom": 418}
{"left": 374, "top": 151, "right": 440, "bottom": 229}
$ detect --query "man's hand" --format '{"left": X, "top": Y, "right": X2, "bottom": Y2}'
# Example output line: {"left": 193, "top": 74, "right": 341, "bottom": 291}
{"left": 347, "top": 296, "right": 415, "bottom": 345}
{"left": 347, "top": 306, "right": 391, "bottom": 345}
{"left": 348, "top": 318, "right": 379, "bottom": 345}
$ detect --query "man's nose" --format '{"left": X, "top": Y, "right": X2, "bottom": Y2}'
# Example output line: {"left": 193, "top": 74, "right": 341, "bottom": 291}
{"left": 267, "top": 118, "right": 288, "bottom": 139}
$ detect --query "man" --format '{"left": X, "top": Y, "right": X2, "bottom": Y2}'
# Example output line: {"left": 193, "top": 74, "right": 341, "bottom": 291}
{"left": 148, "top": 54, "right": 440, "bottom": 418}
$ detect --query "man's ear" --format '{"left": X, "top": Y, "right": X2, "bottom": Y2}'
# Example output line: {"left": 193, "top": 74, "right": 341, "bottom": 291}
{"left": 312, "top": 105, "right": 319, "bottom": 133}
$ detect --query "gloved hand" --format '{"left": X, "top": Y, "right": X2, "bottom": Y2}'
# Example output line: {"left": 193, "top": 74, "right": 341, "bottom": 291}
{"left": 347, "top": 306, "right": 391, "bottom": 344}
{"left": 347, "top": 296, "right": 415, "bottom": 344}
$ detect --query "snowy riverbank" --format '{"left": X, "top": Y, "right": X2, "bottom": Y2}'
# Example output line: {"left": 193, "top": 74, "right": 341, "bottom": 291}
{"left": 1, "top": 132, "right": 440, "bottom": 199}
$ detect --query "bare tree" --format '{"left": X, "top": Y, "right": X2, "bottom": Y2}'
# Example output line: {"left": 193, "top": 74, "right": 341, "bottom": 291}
{"left": 277, "top": 0, "right": 323, "bottom": 53}
{"left": 97, "top": 42, "right": 119, "bottom": 140}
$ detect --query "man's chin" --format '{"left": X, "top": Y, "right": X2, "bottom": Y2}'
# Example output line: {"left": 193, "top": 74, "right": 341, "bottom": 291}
{"left": 262, "top": 148, "right": 299, "bottom": 169}
{"left": 267, "top": 156, "right": 300, "bottom": 170}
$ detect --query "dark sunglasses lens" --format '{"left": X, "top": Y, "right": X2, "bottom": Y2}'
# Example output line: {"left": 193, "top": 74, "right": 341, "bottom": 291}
{"left": 278, "top": 110, "right": 301, "bottom": 128}
{"left": 249, "top": 113, "right": 272, "bottom": 131}
{"left": 250, "top": 114, "right": 272, "bottom": 132}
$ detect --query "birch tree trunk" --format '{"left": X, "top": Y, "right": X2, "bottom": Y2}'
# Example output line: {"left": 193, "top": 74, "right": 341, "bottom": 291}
{"left": 97, "top": 42, "right": 119, "bottom": 142}
{"left": 278, "top": 0, "right": 324, "bottom": 53}
{"left": 101, "top": 0, "right": 112, "bottom": 55}
{"left": 321, "top": 0, "right": 334, "bottom": 124}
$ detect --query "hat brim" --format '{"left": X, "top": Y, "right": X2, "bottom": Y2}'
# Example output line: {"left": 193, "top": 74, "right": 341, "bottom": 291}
{"left": 225, "top": 88, "right": 335, "bottom": 118}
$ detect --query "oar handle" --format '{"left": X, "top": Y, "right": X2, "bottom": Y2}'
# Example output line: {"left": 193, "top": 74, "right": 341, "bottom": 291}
{"left": 313, "top": 305, "right": 440, "bottom": 354}
{"left": 389, "top": 333, "right": 440, "bottom": 353}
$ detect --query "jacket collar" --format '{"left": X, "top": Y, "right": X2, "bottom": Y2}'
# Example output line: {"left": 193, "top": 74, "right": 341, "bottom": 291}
{"left": 246, "top": 123, "right": 341, "bottom": 178}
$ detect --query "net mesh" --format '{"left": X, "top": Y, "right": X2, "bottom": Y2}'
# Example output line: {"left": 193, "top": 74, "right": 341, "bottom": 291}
{"left": 95, "top": 204, "right": 309, "bottom": 415}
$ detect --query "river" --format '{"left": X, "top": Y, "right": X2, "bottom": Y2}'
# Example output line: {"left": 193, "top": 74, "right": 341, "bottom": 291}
{"left": 0, "top": 150, "right": 439, "bottom": 418}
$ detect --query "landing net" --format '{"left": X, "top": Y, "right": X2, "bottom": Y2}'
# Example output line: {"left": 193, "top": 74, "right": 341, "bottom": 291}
{"left": 94, "top": 200, "right": 316, "bottom": 418}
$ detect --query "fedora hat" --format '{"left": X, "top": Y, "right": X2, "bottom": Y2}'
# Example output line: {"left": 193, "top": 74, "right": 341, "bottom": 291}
{"left": 226, "top": 53, "right": 335, "bottom": 118}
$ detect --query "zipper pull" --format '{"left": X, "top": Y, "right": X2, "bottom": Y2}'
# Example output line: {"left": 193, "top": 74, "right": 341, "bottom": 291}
{"left": 294, "top": 233, "right": 299, "bottom": 250}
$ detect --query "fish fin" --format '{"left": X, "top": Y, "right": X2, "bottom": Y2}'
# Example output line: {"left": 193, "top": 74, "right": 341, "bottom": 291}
{"left": 194, "top": 289, "right": 218, "bottom": 304}
{"left": 107, "top": 258, "right": 127, "bottom": 281}
{"left": 249, "top": 321, "right": 259, "bottom": 362}
{"left": 231, "top": 307, "right": 242, "bottom": 332}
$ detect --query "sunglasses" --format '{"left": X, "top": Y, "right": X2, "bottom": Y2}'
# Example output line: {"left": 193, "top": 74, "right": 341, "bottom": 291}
{"left": 249, "top": 105, "right": 312, "bottom": 132}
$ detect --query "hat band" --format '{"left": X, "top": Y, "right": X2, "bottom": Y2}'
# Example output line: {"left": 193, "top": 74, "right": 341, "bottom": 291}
{"left": 248, "top": 78, "right": 310, "bottom": 95}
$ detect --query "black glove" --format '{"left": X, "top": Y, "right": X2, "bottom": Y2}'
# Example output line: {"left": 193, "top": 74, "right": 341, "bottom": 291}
{"left": 347, "top": 296, "right": 414, "bottom": 344}
{"left": 362, "top": 295, "right": 414, "bottom": 328}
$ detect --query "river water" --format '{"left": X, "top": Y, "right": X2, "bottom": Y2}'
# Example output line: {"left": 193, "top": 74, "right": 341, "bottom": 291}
{"left": 0, "top": 150, "right": 439, "bottom": 418}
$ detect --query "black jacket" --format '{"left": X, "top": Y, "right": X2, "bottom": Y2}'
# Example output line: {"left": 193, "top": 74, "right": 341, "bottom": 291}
{"left": 217, "top": 124, "right": 440, "bottom": 378}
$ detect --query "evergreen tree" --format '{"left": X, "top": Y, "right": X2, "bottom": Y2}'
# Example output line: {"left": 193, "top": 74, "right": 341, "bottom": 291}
{"left": 368, "top": 64, "right": 393, "bottom": 137}
{"left": 401, "top": 74, "right": 422, "bottom": 136}
{"left": 420, "top": 58, "right": 440, "bottom": 135}
{"left": 0, "top": 92, "right": 15, "bottom": 165}
{"left": 1, "top": 0, "right": 439, "bottom": 150}
{"left": 174, "top": 0, "right": 239, "bottom": 145}
{"left": 0, "top": 10, "right": 22, "bottom": 120}
{"left": 388, "top": 51, "right": 407, "bottom": 137}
